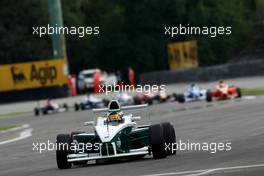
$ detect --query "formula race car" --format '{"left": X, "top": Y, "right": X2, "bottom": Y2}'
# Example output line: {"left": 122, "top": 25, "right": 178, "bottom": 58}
{"left": 157, "top": 89, "right": 172, "bottom": 102}
{"left": 133, "top": 91, "right": 158, "bottom": 105}
{"left": 56, "top": 100, "right": 176, "bottom": 169}
{"left": 34, "top": 99, "right": 68, "bottom": 116}
{"left": 175, "top": 84, "right": 209, "bottom": 103}
{"left": 206, "top": 81, "right": 242, "bottom": 101}
{"left": 116, "top": 92, "right": 134, "bottom": 106}
{"left": 133, "top": 89, "right": 176, "bottom": 105}
{"left": 74, "top": 95, "right": 109, "bottom": 111}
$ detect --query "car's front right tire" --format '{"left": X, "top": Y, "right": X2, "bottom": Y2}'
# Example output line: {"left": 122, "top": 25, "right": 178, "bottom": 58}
{"left": 56, "top": 134, "right": 72, "bottom": 169}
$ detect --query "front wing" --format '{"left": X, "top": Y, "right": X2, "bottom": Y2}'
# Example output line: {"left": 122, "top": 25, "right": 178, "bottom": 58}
{"left": 67, "top": 146, "right": 149, "bottom": 162}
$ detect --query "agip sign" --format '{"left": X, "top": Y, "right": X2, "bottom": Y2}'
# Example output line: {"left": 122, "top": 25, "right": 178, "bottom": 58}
{"left": 0, "top": 59, "right": 68, "bottom": 92}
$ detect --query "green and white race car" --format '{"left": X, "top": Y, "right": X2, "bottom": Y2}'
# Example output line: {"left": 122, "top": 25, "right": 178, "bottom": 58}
{"left": 56, "top": 100, "right": 176, "bottom": 169}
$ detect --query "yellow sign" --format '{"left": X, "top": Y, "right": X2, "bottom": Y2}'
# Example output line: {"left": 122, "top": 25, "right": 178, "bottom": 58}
{"left": 0, "top": 59, "right": 68, "bottom": 92}
{"left": 168, "top": 40, "right": 198, "bottom": 70}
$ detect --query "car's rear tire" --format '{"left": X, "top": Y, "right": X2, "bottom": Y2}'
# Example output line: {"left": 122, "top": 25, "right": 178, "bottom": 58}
{"left": 236, "top": 87, "right": 242, "bottom": 98}
{"left": 147, "top": 98, "right": 153, "bottom": 105}
{"left": 74, "top": 103, "right": 79, "bottom": 111}
{"left": 177, "top": 94, "right": 185, "bottom": 103}
{"left": 150, "top": 124, "right": 167, "bottom": 159}
{"left": 161, "top": 122, "right": 176, "bottom": 155}
{"left": 56, "top": 134, "right": 72, "bottom": 169}
{"left": 42, "top": 108, "right": 48, "bottom": 115}
{"left": 133, "top": 97, "right": 141, "bottom": 105}
{"left": 34, "top": 108, "right": 39, "bottom": 116}
{"left": 80, "top": 103, "right": 85, "bottom": 110}
{"left": 206, "top": 90, "right": 212, "bottom": 102}
{"left": 172, "top": 93, "right": 178, "bottom": 101}
{"left": 63, "top": 104, "right": 68, "bottom": 111}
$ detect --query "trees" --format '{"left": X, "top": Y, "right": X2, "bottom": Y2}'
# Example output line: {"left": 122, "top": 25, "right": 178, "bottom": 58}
{"left": 0, "top": 0, "right": 261, "bottom": 73}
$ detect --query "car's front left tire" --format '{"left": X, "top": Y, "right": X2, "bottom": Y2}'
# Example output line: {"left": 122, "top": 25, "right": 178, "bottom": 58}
{"left": 56, "top": 134, "right": 72, "bottom": 169}
{"left": 150, "top": 124, "right": 167, "bottom": 159}
{"left": 161, "top": 122, "right": 176, "bottom": 155}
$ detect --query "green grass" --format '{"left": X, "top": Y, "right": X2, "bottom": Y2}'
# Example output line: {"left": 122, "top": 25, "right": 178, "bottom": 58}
{"left": 0, "top": 125, "right": 20, "bottom": 132}
{"left": 0, "top": 111, "right": 30, "bottom": 119}
{"left": 241, "top": 88, "right": 264, "bottom": 96}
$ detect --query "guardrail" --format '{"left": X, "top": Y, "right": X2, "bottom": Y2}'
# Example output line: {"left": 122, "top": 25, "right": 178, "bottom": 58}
{"left": 140, "top": 59, "right": 264, "bottom": 85}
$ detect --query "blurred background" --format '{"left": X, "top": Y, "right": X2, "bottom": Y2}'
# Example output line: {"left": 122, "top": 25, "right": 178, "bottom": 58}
{"left": 0, "top": 0, "right": 264, "bottom": 103}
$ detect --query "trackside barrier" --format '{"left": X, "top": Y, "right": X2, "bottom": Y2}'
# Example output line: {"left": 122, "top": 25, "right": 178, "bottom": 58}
{"left": 140, "top": 59, "right": 264, "bottom": 85}
{"left": 0, "top": 59, "right": 68, "bottom": 92}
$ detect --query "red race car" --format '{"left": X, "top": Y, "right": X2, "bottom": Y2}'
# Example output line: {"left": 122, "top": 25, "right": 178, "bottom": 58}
{"left": 206, "top": 81, "right": 242, "bottom": 101}
{"left": 133, "top": 91, "right": 158, "bottom": 105}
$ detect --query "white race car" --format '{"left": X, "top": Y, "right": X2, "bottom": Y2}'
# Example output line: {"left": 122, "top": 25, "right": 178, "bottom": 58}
{"left": 116, "top": 92, "right": 134, "bottom": 106}
{"left": 56, "top": 100, "right": 176, "bottom": 169}
{"left": 176, "top": 84, "right": 209, "bottom": 103}
{"left": 74, "top": 95, "right": 109, "bottom": 111}
{"left": 34, "top": 99, "right": 68, "bottom": 116}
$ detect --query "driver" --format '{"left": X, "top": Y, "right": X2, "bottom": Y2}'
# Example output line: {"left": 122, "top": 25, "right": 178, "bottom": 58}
{"left": 46, "top": 98, "right": 58, "bottom": 110}
{"left": 107, "top": 100, "right": 123, "bottom": 121}
{"left": 216, "top": 80, "right": 228, "bottom": 90}
{"left": 188, "top": 83, "right": 200, "bottom": 92}
{"left": 187, "top": 83, "right": 200, "bottom": 98}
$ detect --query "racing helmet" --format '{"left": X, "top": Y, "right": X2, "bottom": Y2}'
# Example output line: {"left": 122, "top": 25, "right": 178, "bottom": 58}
{"left": 107, "top": 100, "right": 123, "bottom": 120}
{"left": 219, "top": 80, "right": 224, "bottom": 84}
{"left": 218, "top": 80, "right": 225, "bottom": 88}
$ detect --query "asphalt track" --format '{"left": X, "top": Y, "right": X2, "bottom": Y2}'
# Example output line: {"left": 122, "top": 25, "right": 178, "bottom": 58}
{"left": 0, "top": 96, "right": 264, "bottom": 176}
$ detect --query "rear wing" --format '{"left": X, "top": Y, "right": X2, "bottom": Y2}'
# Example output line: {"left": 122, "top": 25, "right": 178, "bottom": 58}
{"left": 93, "top": 104, "right": 148, "bottom": 113}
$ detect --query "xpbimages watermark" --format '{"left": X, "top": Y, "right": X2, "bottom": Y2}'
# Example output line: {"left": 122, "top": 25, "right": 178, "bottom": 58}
{"left": 32, "top": 140, "right": 232, "bottom": 154}
{"left": 165, "top": 140, "right": 232, "bottom": 154}
{"left": 32, "top": 140, "right": 100, "bottom": 154}
{"left": 99, "top": 84, "right": 166, "bottom": 95}
{"left": 32, "top": 24, "right": 100, "bottom": 37}
{"left": 164, "top": 24, "right": 232, "bottom": 38}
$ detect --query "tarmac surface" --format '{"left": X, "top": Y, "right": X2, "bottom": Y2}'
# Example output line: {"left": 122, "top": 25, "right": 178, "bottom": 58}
{"left": 0, "top": 94, "right": 264, "bottom": 176}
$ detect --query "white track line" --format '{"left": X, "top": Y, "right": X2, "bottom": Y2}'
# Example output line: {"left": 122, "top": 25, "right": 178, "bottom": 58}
{"left": 141, "top": 169, "right": 208, "bottom": 176}
{"left": 242, "top": 96, "right": 256, "bottom": 100}
{"left": 142, "top": 163, "right": 264, "bottom": 176}
{"left": 0, "top": 128, "right": 33, "bottom": 145}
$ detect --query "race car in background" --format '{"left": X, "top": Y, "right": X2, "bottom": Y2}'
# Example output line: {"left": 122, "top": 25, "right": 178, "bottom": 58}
{"left": 157, "top": 89, "right": 172, "bottom": 102}
{"left": 133, "top": 91, "right": 158, "bottom": 105}
{"left": 206, "top": 80, "right": 242, "bottom": 101}
{"left": 34, "top": 99, "right": 68, "bottom": 116}
{"left": 134, "top": 89, "right": 176, "bottom": 105}
{"left": 116, "top": 92, "right": 134, "bottom": 106}
{"left": 77, "top": 69, "right": 117, "bottom": 93}
{"left": 74, "top": 94, "right": 109, "bottom": 111}
{"left": 175, "top": 84, "right": 209, "bottom": 103}
{"left": 56, "top": 100, "right": 176, "bottom": 169}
